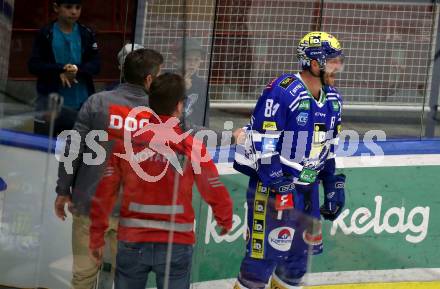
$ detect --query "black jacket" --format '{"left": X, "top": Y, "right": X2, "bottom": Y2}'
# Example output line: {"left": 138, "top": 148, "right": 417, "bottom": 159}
{"left": 28, "top": 21, "right": 100, "bottom": 98}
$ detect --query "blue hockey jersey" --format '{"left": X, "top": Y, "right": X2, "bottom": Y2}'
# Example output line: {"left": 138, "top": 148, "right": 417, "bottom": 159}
{"left": 234, "top": 73, "right": 342, "bottom": 185}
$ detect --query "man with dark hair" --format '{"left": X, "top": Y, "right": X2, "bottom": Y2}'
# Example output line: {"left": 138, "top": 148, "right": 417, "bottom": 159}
{"left": 54, "top": 48, "right": 163, "bottom": 289}
{"left": 149, "top": 73, "right": 186, "bottom": 115}
{"left": 89, "top": 72, "right": 233, "bottom": 289}
{"left": 123, "top": 49, "right": 162, "bottom": 86}
{"left": 28, "top": 0, "right": 100, "bottom": 136}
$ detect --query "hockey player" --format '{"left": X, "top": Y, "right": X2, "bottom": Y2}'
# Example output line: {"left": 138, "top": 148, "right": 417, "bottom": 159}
{"left": 233, "top": 31, "right": 347, "bottom": 289}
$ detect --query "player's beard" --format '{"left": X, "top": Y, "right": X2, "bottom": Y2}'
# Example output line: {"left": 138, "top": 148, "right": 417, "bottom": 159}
{"left": 323, "top": 71, "right": 337, "bottom": 86}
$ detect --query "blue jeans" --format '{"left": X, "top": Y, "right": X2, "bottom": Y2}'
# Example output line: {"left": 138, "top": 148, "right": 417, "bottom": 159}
{"left": 115, "top": 241, "right": 193, "bottom": 289}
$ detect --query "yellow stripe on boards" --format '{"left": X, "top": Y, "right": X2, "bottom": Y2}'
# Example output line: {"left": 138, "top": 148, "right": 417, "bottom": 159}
{"left": 306, "top": 281, "right": 440, "bottom": 289}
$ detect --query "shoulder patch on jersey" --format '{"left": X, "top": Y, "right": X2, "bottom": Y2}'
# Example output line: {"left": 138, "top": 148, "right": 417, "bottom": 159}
{"left": 279, "top": 76, "right": 295, "bottom": 89}
{"left": 332, "top": 100, "right": 340, "bottom": 112}
{"left": 262, "top": 121, "right": 278, "bottom": 131}
{"left": 298, "top": 99, "right": 310, "bottom": 111}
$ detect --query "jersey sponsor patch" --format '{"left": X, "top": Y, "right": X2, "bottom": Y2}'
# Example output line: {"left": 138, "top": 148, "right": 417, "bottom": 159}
{"left": 306, "top": 123, "right": 327, "bottom": 165}
{"left": 252, "top": 238, "right": 264, "bottom": 255}
{"left": 298, "top": 99, "right": 310, "bottom": 111}
{"left": 268, "top": 227, "right": 295, "bottom": 251}
{"left": 262, "top": 137, "right": 277, "bottom": 152}
{"left": 254, "top": 200, "right": 266, "bottom": 215}
{"left": 251, "top": 182, "right": 269, "bottom": 259}
{"left": 262, "top": 121, "right": 277, "bottom": 131}
{"left": 313, "top": 123, "right": 327, "bottom": 143}
{"left": 299, "top": 167, "right": 317, "bottom": 183}
{"left": 332, "top": 100, "right": 340, "bottom": 111}
{"left": 253, "top": 219, "right": 265, "bottom": 233}
{"left": 296, "top": 112, "right": 308, "bottom": 126}
{"left": 279, "top": 76, "right": 294, "bottom": 89}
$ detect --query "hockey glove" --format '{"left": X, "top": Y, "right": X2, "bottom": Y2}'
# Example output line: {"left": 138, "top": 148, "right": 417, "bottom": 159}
{"left": 0, "top": 178, "right": 6, "bottom": 192}
{"left": 269, "top": 176, "right": 295, "bottom": 195}
{"left": 269, "top": 177, "right": 296, "bottom": 210}
{"left": 320, "top": 174, "right": 346, "bottom": 221}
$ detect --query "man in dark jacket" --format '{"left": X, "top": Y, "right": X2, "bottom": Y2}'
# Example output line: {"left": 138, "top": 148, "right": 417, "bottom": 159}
{"left": 54, "top": 48, "right": 163, "bottom": 289}
{"left": 28, "top": 0, "right": 100, "bottom": 136}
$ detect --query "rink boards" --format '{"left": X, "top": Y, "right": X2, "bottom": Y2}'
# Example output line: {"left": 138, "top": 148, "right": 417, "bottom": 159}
{"left": 0, "top": 130, "right": 440, "bottom": 288}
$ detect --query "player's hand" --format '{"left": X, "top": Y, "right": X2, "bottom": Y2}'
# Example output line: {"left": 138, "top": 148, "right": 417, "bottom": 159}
{"left": 54, "top": 195, "right": 73, "bottom": 221}
{"left": 320, "top": 174, "right": 346, "bottom": 221}
{"left": 232, "top": 128, "right": 245, "bottom": 144}
{"left": 89, "top": 246, "right": 104, "bottom": 265}
{"left": 269, "top": 176, "right": 296, "bottom": 195}
{"left": 269, "top": 177, "right": 296, "bottom": 211}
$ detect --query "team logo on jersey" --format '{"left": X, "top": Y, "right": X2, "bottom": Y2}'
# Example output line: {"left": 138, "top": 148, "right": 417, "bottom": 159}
{"left": 332, "top": 100, "right": 340, "bottom": 111}
{"left": 296, "top": 112, "right": 309, "bottom": 126}
{"left": 298, "top": 100, "right": 310, "bottom": 111}
{"left": 279, "top": 76, "right": 294, "bottom": 89}
{"left": 262, "top": 121, "right": 278, "bottom": 131}
{"left": 268, "top": 227, "right": 295, "bottom": 251}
